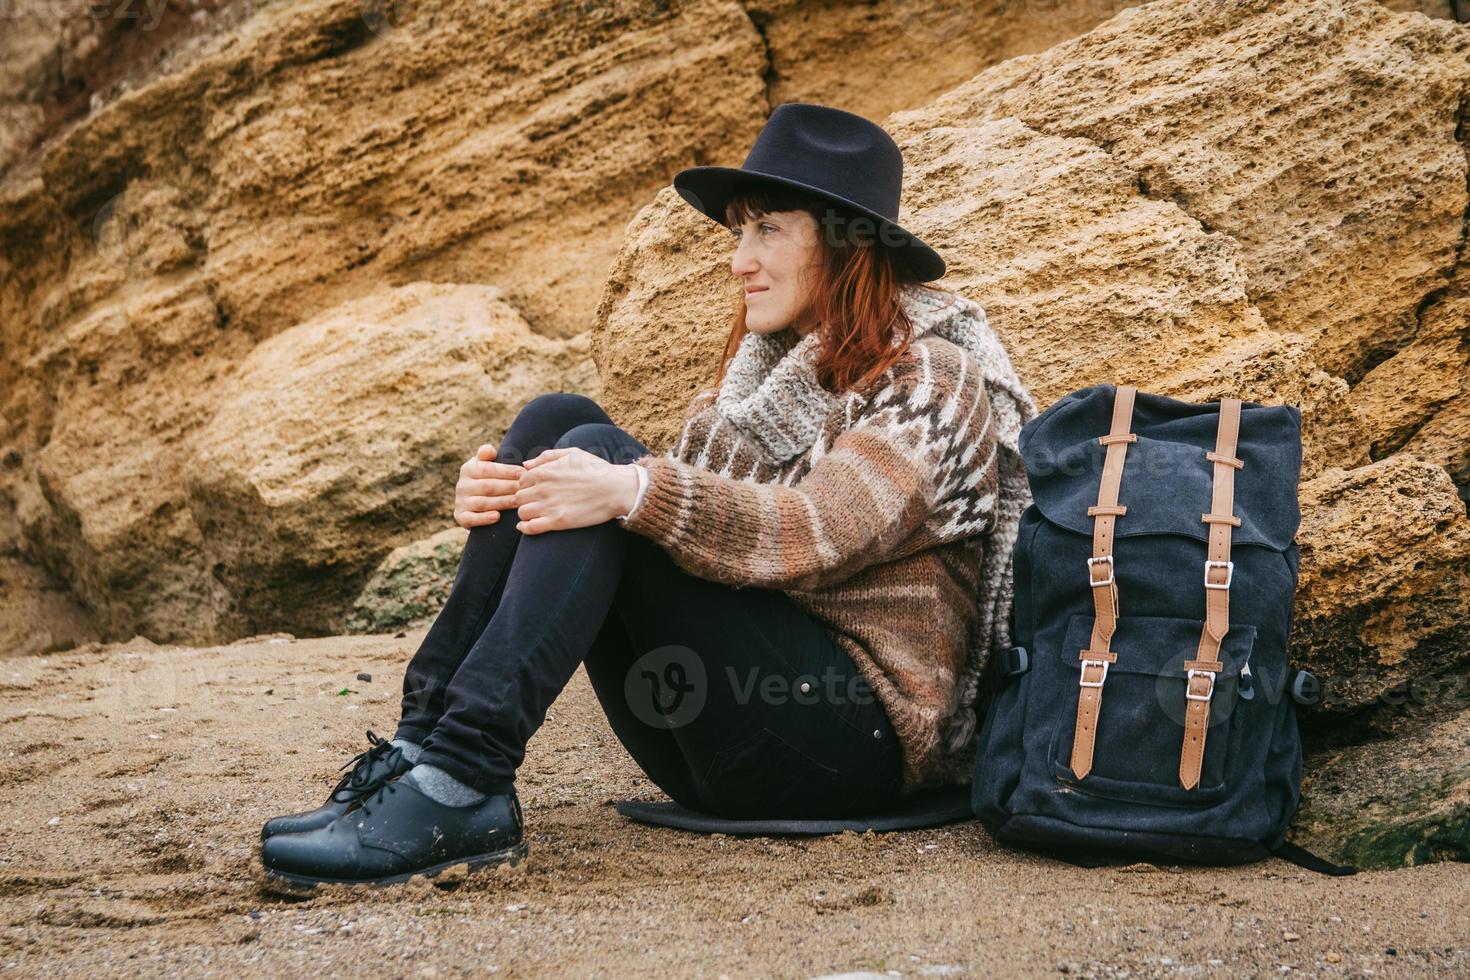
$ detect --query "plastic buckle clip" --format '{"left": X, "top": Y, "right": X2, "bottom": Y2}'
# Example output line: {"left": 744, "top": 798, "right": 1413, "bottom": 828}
{"left": 1087, "top": 555, "right": 1115, "bottom": 588}
{"left": 1204, "top": 560, "right": 1234, "bottom": 590}
{"left": 1186, "top": 668, "right": 1216, "bottom": 701}
{"left": 1079, "top": 658, "right": 1110, "bottom": 688}
{"left": 999, "top": 646, "right": 1030, "bottom": 679}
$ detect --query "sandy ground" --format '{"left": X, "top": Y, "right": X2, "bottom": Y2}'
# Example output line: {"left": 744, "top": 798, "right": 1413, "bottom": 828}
{"left": 1, "top": 629, "right": 1467, "bottom": 978}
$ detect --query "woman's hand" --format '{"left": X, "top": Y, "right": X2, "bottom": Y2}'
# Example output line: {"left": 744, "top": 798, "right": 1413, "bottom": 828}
{"left": 514, "top": 447, "right": 642, "bottom": 534}
{"left": 454, "top": 444, "right": 525, "bottom": 529}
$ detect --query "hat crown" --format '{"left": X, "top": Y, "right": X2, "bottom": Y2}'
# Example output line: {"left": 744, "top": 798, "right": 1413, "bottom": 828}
{"left": 739, "top": 103, "right": 904, "bottom": 221}
{"left": 671, "top": 101, "right": 946, "bottom": 280}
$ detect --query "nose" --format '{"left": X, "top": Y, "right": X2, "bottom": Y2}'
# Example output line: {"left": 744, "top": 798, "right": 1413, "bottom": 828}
{"left": 731, "top": 232, "right": 759, "bottom": 280}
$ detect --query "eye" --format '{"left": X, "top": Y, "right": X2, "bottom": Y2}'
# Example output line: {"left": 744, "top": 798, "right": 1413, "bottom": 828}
{"left": 731, "top": 221, "right": 777, "bottom": 242}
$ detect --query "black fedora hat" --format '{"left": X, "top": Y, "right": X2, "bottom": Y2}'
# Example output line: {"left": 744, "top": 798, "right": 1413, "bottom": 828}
{"left": 673, "top": 102, "right": 946, "bottom": 282}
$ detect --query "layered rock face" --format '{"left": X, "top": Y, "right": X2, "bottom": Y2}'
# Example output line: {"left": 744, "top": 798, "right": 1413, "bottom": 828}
{"left": 1, "top": 0, "right": 1142, "bottom": 650}
{"left": 593, "top": 0, "right": 1470, "bottom": 863}
{"left": 2, "top": 0, "right": 765, "bottom": 646}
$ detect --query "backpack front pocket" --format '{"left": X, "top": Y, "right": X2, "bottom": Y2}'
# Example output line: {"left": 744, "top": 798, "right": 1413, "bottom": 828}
{"left": 1048, "top": 612, "right": 1251, "bottom": 808}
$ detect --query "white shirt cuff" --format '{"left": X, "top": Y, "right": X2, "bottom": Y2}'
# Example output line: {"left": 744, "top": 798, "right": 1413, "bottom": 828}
{"left": 615, "top": 463, "right": 649, "bottom": 522}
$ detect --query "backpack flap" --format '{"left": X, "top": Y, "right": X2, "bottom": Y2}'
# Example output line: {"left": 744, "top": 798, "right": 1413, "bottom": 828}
{"left": 1051, "top": 611, "right": 1253, "bottom": 806}
{"left": 1019, "top": 385, "right": 1302, "bottom": 552}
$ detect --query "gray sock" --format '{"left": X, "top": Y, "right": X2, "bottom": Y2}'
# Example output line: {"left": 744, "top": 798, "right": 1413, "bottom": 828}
{"left": 403, "top": 764, "right": 487, "bottom": 807}
{"left": 390, "top": 738, "right": 424, "bottom": 764}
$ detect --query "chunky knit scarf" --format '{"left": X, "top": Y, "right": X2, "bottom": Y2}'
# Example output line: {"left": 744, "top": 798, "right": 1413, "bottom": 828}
{"left": 712, "top": 283, "right": 1040, "bottom": 760}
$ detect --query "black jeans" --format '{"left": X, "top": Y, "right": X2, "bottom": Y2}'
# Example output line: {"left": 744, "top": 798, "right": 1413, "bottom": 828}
{"left": 394, "top": 392, "right": 904, "bottom": 818}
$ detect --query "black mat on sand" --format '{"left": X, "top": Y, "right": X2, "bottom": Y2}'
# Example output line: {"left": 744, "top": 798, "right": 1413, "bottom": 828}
{"left": 615, "top": 786, "right": 974, "bottom": 836}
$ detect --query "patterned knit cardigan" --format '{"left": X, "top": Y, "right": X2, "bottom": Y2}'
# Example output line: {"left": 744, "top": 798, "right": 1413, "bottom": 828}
{"left": 621, "top": 283, "right": 1039, "bottom": 794}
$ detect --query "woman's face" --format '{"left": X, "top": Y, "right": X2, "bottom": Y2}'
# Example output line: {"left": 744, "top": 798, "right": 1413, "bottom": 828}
{"left": 729, "top": 208, "right": 824, "bottom": 336}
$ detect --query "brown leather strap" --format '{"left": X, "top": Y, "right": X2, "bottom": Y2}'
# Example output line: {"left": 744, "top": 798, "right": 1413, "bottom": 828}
{"left": 1070, "top": 385, "right": 1137, "bottom": 779}
{"left": 1180, "top": 397, "right": 1242, "bottom": 789}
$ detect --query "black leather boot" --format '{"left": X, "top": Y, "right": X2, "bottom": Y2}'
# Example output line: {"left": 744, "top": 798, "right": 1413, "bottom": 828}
{"left": 259, "top": 774, "right": 528, "bottom": 887}
{"left": 260, "top": 730, "right": 415, "bottom": 841}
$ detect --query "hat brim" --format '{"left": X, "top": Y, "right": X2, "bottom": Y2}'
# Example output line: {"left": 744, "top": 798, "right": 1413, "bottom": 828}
{"left": 672, "top": 166, "right": 946, "bottom": 282}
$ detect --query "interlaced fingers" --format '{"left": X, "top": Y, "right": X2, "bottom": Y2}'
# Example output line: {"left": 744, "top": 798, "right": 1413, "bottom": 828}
{"left": 327, "top": 730, "right": 406, "bottom": 805}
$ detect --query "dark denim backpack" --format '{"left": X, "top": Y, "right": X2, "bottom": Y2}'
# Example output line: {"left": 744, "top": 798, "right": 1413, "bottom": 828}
{"left": 971, "top": 384, "right": 1354, "bottom": 875}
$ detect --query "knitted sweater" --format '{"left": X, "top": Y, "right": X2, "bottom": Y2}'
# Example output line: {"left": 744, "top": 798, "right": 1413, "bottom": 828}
{"left": 621, "top": 283, "right": 1039, "bottom": 794}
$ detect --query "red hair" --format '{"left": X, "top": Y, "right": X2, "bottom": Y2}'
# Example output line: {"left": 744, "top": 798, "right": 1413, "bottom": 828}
{"left": 706, "top": 180, "right": 949, "bottom": 397}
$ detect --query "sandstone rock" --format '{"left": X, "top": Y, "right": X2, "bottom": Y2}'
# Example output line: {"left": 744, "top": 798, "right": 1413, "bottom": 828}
{"left": 1380, "top": 0, "right": 1460, "bottom": 17}
{"left": 2, "top": 0, "right": 770, "bottom": 646}
{"left": 346, "top": 525, "right": 469, "bottom": 635}
{"left": 887, "top": 0, "right": 1470, "bottom": 388}
{"left": 1293, "top": 456, "right": 1470, "bottom": 711}
{"left": 746, "top": 0, "right": 1139, "bottom": 122}
{"left": 15, "top": 279, "right": 256, "bottom": 642}
{"left": 0, "top": 553, "right": 100, "bottom": 658}
{"left": 0, "top": 0, "right": 770, "bottom": 645}
{"left": 0, "top": 0, "right": 254, "bottom": 177}
{"left": 1292, "top": 705, "right": 1470, "bottom": 869}
{"left": 1352, "top": 261, "right": 1470, "bottom": 495}
{"left": 3, "top": 278, "right": 588, "bottom": 645}
{"left": 19, "top": 0, "right": 768, "bottom": 343}
{"left": 184, "top": 282, "right": 593, "bottom": 640}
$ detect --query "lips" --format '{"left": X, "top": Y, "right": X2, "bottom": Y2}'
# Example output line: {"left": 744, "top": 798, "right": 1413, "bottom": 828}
{"left": 744, "top": 287, "right": 768, "bottom": 295}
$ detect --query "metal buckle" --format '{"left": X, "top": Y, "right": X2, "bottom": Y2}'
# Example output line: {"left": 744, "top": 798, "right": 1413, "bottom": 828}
{"left": 1186, "top": 668, "right": 1216, "bottom": 701}
{"left": 1203, "top": 559, "right": 1234, "bottom": 590}
{"left": 1087, "top": 555, "right": 1115, "bottom": 587}
{"left": 1079, "top": 659, "right": 1110, "bottom": 688}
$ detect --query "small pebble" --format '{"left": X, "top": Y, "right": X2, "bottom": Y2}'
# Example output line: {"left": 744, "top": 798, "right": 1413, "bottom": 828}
{"left": 46, "top": 817, "right": 60, "bottom": 826}
{"left": 357, "top": 672, "right": 372, "bottom": 682}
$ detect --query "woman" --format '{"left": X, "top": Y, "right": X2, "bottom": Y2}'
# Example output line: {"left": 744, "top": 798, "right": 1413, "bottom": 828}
{"left": 257, "top": 103, "right": 1037, "bottom": 889}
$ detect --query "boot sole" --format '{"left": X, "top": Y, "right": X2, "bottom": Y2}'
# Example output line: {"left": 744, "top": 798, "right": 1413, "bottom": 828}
{"left": 261, "top": 839, "right": 529, "bottom": 889}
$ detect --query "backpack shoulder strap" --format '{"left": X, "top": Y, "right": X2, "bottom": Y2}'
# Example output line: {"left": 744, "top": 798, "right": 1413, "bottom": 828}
{"left": 1180, "top": 397, "right": 1244, "bottom": 789}
{"left": 1070, "top": 385, "right": 1138, "bottom": 779}
{"left": 1272, "top": 839, "right": 1359, "bottom": 876}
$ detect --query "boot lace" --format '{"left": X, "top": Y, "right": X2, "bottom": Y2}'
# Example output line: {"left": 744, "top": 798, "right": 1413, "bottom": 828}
{"left": 356, "top": 777, "right": 400, "bottom": 819}
{"left": 327, "top": 729, "right": 406, "bottom": 805}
